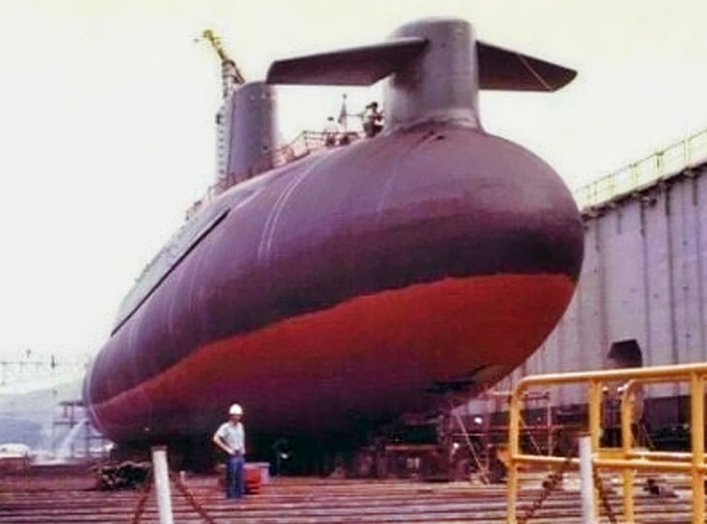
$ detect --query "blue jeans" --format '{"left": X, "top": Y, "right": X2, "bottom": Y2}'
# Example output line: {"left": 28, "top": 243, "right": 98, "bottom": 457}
{"left": 225, "top": 455, "right": 245, "bottom": 499}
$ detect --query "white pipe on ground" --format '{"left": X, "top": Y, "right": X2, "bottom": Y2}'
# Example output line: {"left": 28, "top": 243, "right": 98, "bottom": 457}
{"left": 152, "top": 446, "right": 174, "bottom": 524}
{"left": 578, "top": 435, "right": 596, "bottom": 524}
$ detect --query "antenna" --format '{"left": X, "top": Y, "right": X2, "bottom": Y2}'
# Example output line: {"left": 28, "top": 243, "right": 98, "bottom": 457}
{"left": 200, "top": 29, "right": 246, "bottom": 99}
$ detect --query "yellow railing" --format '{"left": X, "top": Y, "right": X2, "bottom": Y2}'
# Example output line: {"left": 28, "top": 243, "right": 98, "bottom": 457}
{"left": 573, "top": 128, "right": 707, "bottom": 210}
{"left": 507, "top": 362, "right": 707, "bottom": 524}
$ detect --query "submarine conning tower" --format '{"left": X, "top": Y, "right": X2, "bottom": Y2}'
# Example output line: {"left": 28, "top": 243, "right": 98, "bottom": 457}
{"left": 266, "top": 17, "right": 576, "bottom": 127}
{"left": 383, "top": 18, "right": 481, "bottom": 131}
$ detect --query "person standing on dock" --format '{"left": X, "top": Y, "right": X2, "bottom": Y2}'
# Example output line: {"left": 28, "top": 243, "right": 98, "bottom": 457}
{"left": 213, "top": 403, "right": 246, "bottom": 499}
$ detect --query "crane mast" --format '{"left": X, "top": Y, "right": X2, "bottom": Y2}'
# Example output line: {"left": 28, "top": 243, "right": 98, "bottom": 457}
{"left": 201, "top": 29, "right": 245, "bottom": 99}
{"left": 198, "top": 29, "right": 275, "bottom": 190}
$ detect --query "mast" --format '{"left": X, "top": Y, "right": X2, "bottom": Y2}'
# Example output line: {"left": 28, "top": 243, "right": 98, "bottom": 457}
{"left": 199, "top": 30, "right": 247, "bottom": 184}
{"left": 201, "top": 29, "right": 245, "bottom": 99}
{"left": 197, "top": 30, "right": 277, "bottom": 191}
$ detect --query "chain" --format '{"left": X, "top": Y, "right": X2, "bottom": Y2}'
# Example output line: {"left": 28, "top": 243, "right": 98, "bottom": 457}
{"left": 171, "top": 472, "right": 220, "bottom": 524}
{"left": 517, "top": 453, "right": 573, "bottom": 524}
{"left": 129, "top": 467, "right": 220, "bottom": 524}
{"left": 130, "top": 467, "right": 153, "bottom": 524}
{"left": 592, "top": 465, "right": 618, "bottom": 524}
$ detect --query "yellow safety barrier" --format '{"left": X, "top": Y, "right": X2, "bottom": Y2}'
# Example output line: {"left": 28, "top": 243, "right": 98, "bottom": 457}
{"left": 506, "top": 362, "right": 707, "bottom": 524}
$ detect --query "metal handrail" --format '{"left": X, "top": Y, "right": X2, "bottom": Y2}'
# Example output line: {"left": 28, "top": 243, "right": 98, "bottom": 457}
{"left": 573, "top": 128, "right": 707, "bottom": 210}
{"left": 506, "top": 362, "right": 707, "bottom": 524}
{"left": 186, "top": 130, "right": 360, "bottom": 220}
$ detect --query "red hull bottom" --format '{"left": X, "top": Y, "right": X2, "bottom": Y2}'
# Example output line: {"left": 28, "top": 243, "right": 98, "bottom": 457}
{"left": 91, "top": 273, "right": 575, "bottom": 441}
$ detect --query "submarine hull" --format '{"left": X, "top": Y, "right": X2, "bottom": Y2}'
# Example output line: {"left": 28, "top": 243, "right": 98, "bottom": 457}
{"left": 84, "top": 124, "right": 584, "bottom": 448}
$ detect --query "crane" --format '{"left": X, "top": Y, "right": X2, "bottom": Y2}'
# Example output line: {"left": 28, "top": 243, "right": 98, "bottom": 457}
{"left": 200, "top": 29, "right": 246, "bottom": 99}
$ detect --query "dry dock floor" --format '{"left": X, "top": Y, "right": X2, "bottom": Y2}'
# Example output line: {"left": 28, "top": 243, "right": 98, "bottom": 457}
{"left": 0, "top": 468, "right": 701, "bottom": 523}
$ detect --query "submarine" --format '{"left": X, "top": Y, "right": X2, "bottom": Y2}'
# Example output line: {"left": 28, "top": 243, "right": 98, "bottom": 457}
{"left": 83, "top": 18, "right": 584, "bottom": 463}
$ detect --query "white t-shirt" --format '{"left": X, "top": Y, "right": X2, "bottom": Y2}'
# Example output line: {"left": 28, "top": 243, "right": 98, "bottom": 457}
{"left": 215, "top": 421, "right": 245, "bottom": 454}
{"left": 323, "top": 121, "right": 339, "bottom": 134}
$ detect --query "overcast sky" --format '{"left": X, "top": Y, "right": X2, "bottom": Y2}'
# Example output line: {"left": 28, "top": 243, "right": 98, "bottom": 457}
{"left": 1, "top": 0, "right": 706, "bottom": 360}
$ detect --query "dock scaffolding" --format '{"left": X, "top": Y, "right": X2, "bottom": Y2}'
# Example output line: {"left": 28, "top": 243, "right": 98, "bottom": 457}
{"left": 445, "top": 388, "right": 560, "bottom": 483}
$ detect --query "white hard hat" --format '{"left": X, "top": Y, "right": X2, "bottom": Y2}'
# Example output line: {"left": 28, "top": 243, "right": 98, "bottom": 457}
{"left": 228, "top": 403, "right": 243, "bottom": 416}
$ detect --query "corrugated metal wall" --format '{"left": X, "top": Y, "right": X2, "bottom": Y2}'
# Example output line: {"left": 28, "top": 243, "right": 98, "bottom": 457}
{"left": 494, "top": 163, "right": 707, "bottom": 406}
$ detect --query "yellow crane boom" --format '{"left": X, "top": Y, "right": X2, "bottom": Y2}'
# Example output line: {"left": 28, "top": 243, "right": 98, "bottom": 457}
{"left": 201, "top": 29, "right": 246, "bottom": 98}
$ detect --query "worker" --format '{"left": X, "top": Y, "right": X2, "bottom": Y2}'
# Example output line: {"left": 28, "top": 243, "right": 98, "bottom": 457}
{"left": 362, "top": 102, "right": 383, "bottom": 137}
{"left": 323, "top": 116, "right": 339, "bottom": 147}
{"left": 213, "top": 403, "right": 246, "bottom": 499}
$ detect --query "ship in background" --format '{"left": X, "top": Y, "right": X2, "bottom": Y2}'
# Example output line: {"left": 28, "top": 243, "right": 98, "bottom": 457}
{"left": 82, "top": 17, "right": 584, "bottom": 467}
